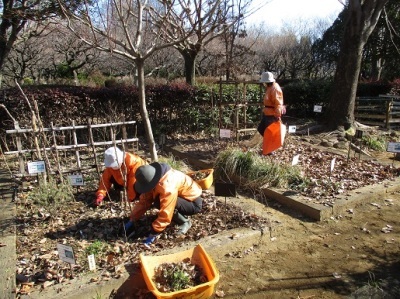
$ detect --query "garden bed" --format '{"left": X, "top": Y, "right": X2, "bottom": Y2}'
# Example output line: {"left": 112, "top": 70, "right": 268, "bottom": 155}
{"left": 13, "top": 125, "right": 400, "bottom": 297}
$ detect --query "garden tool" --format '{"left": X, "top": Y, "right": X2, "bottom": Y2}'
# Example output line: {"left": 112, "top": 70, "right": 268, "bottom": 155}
{"left": 172, "top": 209, "right": 192, "bottom": 235}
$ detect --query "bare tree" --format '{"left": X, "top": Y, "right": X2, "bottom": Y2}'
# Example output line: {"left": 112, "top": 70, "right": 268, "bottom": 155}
{"left": 0, "top": 0, "right": 84, "bottom": 76}
{"left": 56, "top": 0, "right": 221, "bottom": 161}
{"left": 2, "top": 23, "right": 47, "bottom": 85}
{"left": 327, "top": 0, "right": 389, "bottom": 129}
{"left": 173, "top": 0, "right": 256, "bottom": 85}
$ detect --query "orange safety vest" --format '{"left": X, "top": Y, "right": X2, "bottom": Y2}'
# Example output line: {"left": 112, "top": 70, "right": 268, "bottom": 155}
{"left": 263, "top": 82, "right": 284, "bottom": 117}
{"left": 96, "top": 153, "right": 147, "bottom": 201}
{"left": 130, "top": 168, "right": 202, "bottom": 233}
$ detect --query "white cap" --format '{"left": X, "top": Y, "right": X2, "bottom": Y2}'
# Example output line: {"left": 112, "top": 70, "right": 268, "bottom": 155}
{"left": 260, "top": 71, "right": 275, "bottom": 83}
{"left": 104, "top": 147, "right": 125, "bottom": 169}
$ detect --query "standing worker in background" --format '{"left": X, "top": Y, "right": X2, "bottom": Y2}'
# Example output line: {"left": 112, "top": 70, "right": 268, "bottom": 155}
{"left": 93, "top": 146, "right": 147, "bottom": 207}
{"left": 257, "top": 71, "right": 285, "bottom": 153}
{"left": 123, "top": 162, "right": 203, "bottom": 247}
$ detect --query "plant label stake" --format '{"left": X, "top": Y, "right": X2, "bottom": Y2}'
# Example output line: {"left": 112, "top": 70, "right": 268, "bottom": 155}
{"left": 88, "top": 254, "right": 96, "bottom": 271}
{"left": 329, "top": 158, "right": 336, "bottom": 180}
{"left": 57, "top": 243, "right": 76, "bottom": 278}
{"left": 288, "top": 126, "right": 296, "bottom": 134}
{"left": 214, "top": 182, "right": 236, "bottom": 226}
{"left": 292, "top": 154, "right": 300, "bottom": 166}
{"left": 68, "top": 173, "right": 84, "bottom": 193}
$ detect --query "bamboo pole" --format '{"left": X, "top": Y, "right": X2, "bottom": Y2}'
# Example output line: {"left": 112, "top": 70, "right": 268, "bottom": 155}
{"left": 88, "top": 118, "right": 101, "bottom": 178}
{"left": 72, "top": 121, "right": 81, "bottom": 169}
{"left": 14, "top": 122, "right": 25, "bottom": 175}
{"left": 50, "top": 122, "right": 64, "bottom": 183}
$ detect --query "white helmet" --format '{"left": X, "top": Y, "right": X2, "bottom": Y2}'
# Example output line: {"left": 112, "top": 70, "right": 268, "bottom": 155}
{"left": 260, "top": 71, "right": 275, "bottom": 83}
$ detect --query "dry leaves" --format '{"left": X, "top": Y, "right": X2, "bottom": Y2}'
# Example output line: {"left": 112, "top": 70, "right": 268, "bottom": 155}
{"left": 15, "top": 190, "right": 269, "bottom": 296}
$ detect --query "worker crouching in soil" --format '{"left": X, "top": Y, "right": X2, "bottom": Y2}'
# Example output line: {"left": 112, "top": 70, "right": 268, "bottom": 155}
{"left": 94, "top": 147, "right": 147, "bottom": 207}
{"left": 123, "top": 162, "right": 203, "bottom": 248}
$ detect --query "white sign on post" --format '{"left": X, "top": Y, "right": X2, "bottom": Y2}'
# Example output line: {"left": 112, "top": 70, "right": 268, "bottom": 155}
{"left": 67, "top": 174, "right": 84, "bottom": 186}
{"left": 57, "top": 243, "right": 76, "bottom": 265}
{"left": 220, "top": 129, "right": 231, "bottom": 138}
{"left": 330, "top": 158, "right": 336, "bottom": 172}
{"left": 27, "top": 161, "right": 46, "bottom": 174}
{"left": 291, "top": 154, "right": 300, "bottom": 166}
{"left": 387, "top": 142, "right": 400, "bottom": 153}
{"left": 313, "top": 105, "right": 322, "bottom": 113}
{"left": 88, "top": 254, "right": 96, "bottom": 271}
{"left": 288, "top": 126, "right": 297, "bottom": 133}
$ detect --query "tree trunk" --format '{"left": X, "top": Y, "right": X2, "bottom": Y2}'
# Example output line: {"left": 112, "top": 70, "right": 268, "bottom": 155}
{"left": 327, "top": 0, "right": 389, "bottom": 129}
{"left": 179, "top": 48, "right": 197, "bottom": 86}
{"left": 136, "top": 59, "right": 158, "bottom": 162}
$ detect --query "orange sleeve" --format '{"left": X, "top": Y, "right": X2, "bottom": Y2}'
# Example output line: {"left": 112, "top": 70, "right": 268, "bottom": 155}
{"left": 96, "top": 169, "right": 112, "bottom": 197}
{"left": 151, "top": 188, "right": 177, "bottom": 233}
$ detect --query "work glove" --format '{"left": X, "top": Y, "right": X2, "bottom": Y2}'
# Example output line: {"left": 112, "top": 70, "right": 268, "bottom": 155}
{"left": 93, "top": 194, "right": 104, "bottom": 207}
{"left": 143, "top": 233, "right": 159, "bottom": 248}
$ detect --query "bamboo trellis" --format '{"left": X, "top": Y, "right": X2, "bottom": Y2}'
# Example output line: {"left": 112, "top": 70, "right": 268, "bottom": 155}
{"left": 4, "top": 120, "right": 139, "bottom": 177}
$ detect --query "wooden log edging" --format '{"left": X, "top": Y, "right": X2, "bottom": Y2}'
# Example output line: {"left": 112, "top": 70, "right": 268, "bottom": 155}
{"left": 163, "top": 145, "right": 400, "bottom": 221}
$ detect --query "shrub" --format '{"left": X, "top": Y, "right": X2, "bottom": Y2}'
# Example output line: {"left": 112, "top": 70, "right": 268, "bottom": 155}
{"left": 27, "top": 177, "right": 75, "bottom": 206}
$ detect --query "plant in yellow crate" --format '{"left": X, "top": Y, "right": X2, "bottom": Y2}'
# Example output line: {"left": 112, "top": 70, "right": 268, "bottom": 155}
{"left": 186, "top": 169, "right": 214, "bottom": 190}
{"left": 140, "top": 244, "right": 219, "bottom": 299}
{"left": 153, "top": 258, "right": 207, "bottom": 292}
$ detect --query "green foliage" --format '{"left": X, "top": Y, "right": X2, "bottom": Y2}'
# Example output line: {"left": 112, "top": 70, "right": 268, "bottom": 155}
{"left": 85, "top": 240, "right": 108, "bottom": 256}
{"left": 170, "top": 269, "right": 191, "bottom": 291}
{"left": 362, "top": 135, "right": 386, "bottom": 151}
{"left": 214, "top": 147, "right": 305, "bottom": 190}
{"left": 27, "top": 177, "right": 75, "bottom": 206}
{"left": 23, "top": 77, "right": 34, "bottom": 85}
{"left": 56, "top": 63, "right": 73, "bottom": 78}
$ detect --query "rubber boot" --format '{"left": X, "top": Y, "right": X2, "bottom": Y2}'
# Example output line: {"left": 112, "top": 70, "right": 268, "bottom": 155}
{"left": 172, "top": 210, "right": 192, "bottom": 235}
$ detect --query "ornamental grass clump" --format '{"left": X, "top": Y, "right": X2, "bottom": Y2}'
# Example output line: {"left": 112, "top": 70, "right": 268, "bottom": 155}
{"left": 214, "top": 147, "right": 306, "bottom": 190}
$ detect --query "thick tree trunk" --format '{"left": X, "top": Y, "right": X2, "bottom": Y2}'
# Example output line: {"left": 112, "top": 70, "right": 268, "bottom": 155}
{"left": 328, "top": 35, "right": 363, "bottom": 129}
{"left": 136, "top": 59, "right": 158, "bottom": 162}
{"left": 327, "top": 0, "right": 389, "bottom": 130}
{"left": 178, "top": 47, "right": 198, "bottom": 86}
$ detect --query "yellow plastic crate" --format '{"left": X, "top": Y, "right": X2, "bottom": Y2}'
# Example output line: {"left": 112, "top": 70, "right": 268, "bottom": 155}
{"left": 140, "top": 244, "right": 220, "bottom": 299}
{"left": 186, "top": 169, "right": 214, "bottom": 190}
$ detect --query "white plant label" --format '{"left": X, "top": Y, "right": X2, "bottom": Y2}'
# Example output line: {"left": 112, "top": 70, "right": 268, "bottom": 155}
{"left": 27, "top": 161, "right": 46, "bottom": 174}
{"left": 57, "top": 244, "right": 76, "bottom": 265}
{"left": 220, "top": 129, "right": 231, "bottom": 138}
{"left": 387, "top": 142, "right": 400, "bottom": 153}
{"left": 67, "top": 174, "right": 84, "bottom": 186}
{"left": 292, "top": 154, "right": 300, "bottom": 166}
{"left": 313, "top": 105, "right": 322, "bottom": 113}
{"left": 88, "top": 254, "right": 96, "bottom": 271}
{"left": 330, "top": 158, "right": 336, "bottom": 172}
{"left": 288, "top": 126, "right": 297, "bottom": 133}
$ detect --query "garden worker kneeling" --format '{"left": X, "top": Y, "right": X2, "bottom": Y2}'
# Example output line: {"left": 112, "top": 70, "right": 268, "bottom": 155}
{"left": 94, "top": 146, "right": 147, "bottom": 207}
{"left": 124, "top": 162, "right": 203, "bottom": 247}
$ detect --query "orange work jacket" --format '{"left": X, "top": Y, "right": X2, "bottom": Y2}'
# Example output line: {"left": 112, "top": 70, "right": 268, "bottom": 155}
{"left": 96, "top": 152, "right": 147, "bottom": 201}
{"left": 263, "top": 82, "right": 284, "bottom": 118}
{"left": 130, "top": 168, "right": 202, "bottom": 233}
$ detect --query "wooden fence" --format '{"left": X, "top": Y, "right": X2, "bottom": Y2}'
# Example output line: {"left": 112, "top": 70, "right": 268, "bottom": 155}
{"left": 4, "top": 119, "right": 139, "bottom": 177}
{"left": 355, "top": 95, "right": 400, "bottom": 129}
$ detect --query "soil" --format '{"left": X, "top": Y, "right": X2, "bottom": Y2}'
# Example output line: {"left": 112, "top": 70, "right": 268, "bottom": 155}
{"left": 13, "top": 122, "right": 400, "bottom": 298}
{"left": 208, "top": 187, "right": 400, "bottom": 299}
